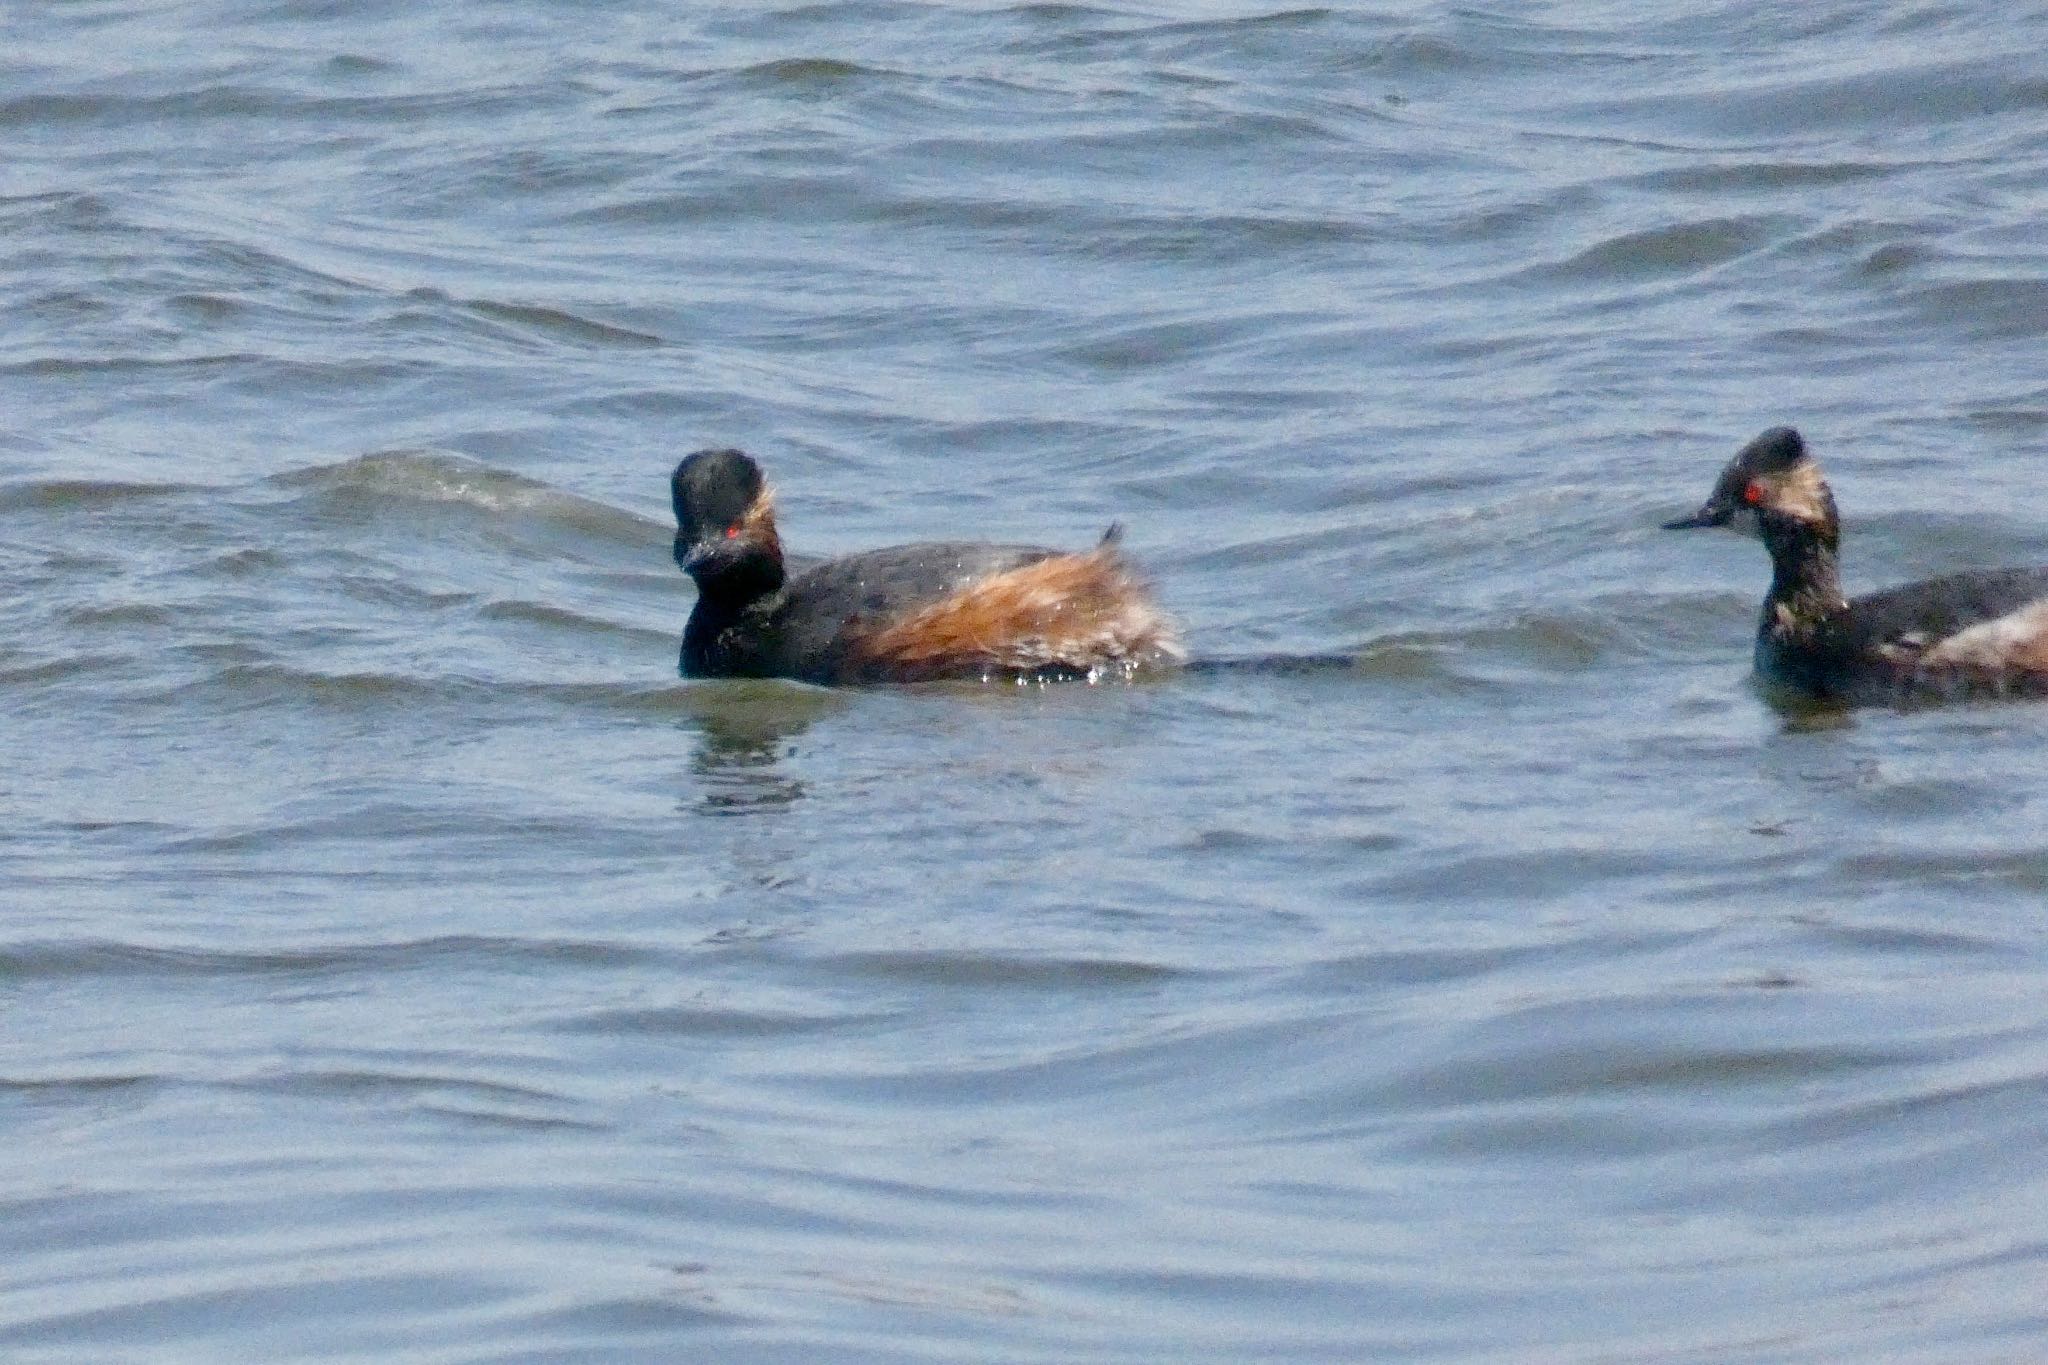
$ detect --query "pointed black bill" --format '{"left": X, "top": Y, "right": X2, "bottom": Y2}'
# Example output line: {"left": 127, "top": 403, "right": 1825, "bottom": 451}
{"left": 1662, "top": 503, "right": 1732, "bottom": 531}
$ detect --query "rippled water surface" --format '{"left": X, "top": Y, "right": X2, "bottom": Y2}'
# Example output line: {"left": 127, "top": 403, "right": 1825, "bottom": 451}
{"left": 6, "top": 2, "right": 2048, "bottom": 1360}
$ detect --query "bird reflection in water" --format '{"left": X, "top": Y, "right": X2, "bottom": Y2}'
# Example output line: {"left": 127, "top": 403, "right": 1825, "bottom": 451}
{"left": 678, "top": 682, "right": 837, "bottom": 816}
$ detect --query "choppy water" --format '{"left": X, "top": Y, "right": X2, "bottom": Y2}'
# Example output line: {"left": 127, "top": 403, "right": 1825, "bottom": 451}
{"left": 6, "top": 2, "right": 2048, "bottom": 1360}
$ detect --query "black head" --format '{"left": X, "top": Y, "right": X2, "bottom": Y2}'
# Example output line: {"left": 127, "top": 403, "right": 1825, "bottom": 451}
{"left": 670, "top": 448, "right": 783, "bottom": 591}
{"left": 1662, "top": 426, "right": 1835, "bottom": 540}
{"left": 673, "top": 448, "right": 764, "bottom": 542}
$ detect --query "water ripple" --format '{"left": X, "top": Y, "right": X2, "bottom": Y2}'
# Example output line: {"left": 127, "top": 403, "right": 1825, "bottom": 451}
{"left": 5, "top": 0, "right": 2048, "bottom": 1360}
{"left": 0, "top": 935, "right": 668, "bottom": 981}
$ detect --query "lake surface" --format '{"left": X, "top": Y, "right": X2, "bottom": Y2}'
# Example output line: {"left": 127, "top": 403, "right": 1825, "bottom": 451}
{"left": 5, "top": 2, "right": 2048, "bottom": 1359}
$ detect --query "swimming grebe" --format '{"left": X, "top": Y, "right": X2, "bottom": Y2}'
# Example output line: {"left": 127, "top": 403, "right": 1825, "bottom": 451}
{"left": 671, "top": 448, "right": 1184, "bottom": 684}
{"left": 1663, "top": 426, "right": 2048, "bottom": 703}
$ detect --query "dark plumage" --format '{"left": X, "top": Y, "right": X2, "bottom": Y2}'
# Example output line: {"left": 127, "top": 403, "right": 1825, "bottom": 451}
{"left": 670, "top": 448, "right": 1183, "bottom": 684}
{"left": 1664, "top": 426, "right": 2048, "bottom": 703}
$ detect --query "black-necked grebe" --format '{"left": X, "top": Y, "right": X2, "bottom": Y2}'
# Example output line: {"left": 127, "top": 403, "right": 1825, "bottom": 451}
{"left": 1664, "top": 425, "right": 2048, "bottom": 703}
{"left": 670, "top": 448, "right": 1184, "bottom": 684}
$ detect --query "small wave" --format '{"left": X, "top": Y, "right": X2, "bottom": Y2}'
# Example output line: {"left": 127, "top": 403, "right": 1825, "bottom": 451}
{"left": 165, "top": 662, "right": 462, "bottom": 710}
{"left": 0, "top": 187, "right": 116, "bottom": 224}
{"left": 741, "top": 1265, "right": 1035, "bottom": 1319}
{"left": 1087, "top": 208, "right": 1371, "bottom": 263}
{"left": 0, "top": 352, "right": 259, "bottom": 379}
{"left": 476, "top": 599, "right": 677, "bottom": 643}
{"left": 0, "top": 479, "right": 201, "bottom": 513}
{"left": 1005, "top": 4, "right": 1338, "bottom": 60}
{"left": 734, "top": 57, "right": 887, "bottom": 87}
{"left": 462, "top": 298, "right": 663, "bottom": 349}
{"left": 392, "top": 286, "right": 664, "bottom": 350}
{"left": 1800, "top": 920, "right": 2019, "bottom": 958}
{"left": 816, "top": 948, "right": 1209, "bottom": 989}
{"left": 274, "top": 449, "right": 557, "bottom": 510}
{"left": 1150, "top": 7, "right": 1338, "bottom": 39}
{"left": 518, "top": 679, "right": 708, "bottom": 714}
{"left": 323, "top": 53, "right": 400, "bottom": 78}
{"left": 233, "top": 1066, "right": 572, "bottom": 1111}
{"left": 0, "top": 935, "right": 666, "bottom": 981}
{"left": 1182, "top": 612, "right": 1640, "bottom": 688}
{"left": 0, "top": 86, "right": 294, "bottom": 128}
{"left": 1543, "top": 216, "right": 1781, "bottom": 284}
{"left": 1385, "top": 1023, "right": 1912, "bottom": 1115}
{"left": 58, "top": 601, "right": 178, "bottom": 629}
{"left": 1284, "top": 939, "right": 1587, "bottom": 993}
{"left": 554, "top": 1003, "right": 896, "bottom": 1039}
{"left": 1042, "top": 316, "right": 1261, "bottom": 374}
{"left": 1360, "top": 846, "right": 1689, "bottom": 903}
{"left": 1333, "top": 30, "right": 1497, "bottom": 76}
{"left": 1905, "top": 277, "right": 2048, "bottom": 343}
{"left": 0, "top": 1072, "right": 162, "bottom": 1095}
{"left": 1629, "top": 159, "right": 1908, "bottom": 194}
{"left": 0, "top": 653, "right": 139, "bottom": 688}
{"left": 272, "top": 450, "right": 659, "bottom": 543}
{"left": 1836, "top": 846, "right": 2048, "bottom": 893}
{"left": 1003, "top": 1, "right": 1117, "bottom": 19}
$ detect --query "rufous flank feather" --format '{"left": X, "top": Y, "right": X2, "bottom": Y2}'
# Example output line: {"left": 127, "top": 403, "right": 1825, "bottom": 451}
{"left": 843, "top": 542, "right": 1183, "bottom": 681}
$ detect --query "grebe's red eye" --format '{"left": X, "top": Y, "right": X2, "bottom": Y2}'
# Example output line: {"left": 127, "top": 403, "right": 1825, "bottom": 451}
{"left": 1742, "top": 480, "right": 1766, "bottom": 506}
{"left": 724, "top": 524, "right": 740, "bottom": 539}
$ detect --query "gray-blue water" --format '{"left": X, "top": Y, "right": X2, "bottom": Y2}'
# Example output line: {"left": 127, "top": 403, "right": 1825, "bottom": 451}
{"left": 6, "top": 3, "right": 2048, "bottom": 1360}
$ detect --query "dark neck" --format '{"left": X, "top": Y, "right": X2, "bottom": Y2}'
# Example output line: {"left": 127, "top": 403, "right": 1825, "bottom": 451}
{"left": 1760, "top": 514, "right": 1846, "bottom": 620}
{"left": 1755, "top": 514, "right": 1852, "bottom": 683}
{"left": 680, "top": 541, "right": 785, "bottom": 675}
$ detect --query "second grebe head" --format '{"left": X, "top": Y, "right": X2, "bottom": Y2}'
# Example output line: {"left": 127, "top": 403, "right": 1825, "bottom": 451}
{"left": 1663, "top": 425, "right": 1838, "bottom": 552}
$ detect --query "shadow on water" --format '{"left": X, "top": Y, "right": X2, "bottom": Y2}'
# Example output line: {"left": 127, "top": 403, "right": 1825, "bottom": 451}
{"left": 674, "top": 679, "right": 841, "bottom": 816}
{"left": 1755, "top": 672, "right": 2048, "bottom": 735}
{"left": 1755, "top": 677, "right": 1858, "bottom": 734}
{"left": 663, "top": 649, "right": 1374, "bottom": 818}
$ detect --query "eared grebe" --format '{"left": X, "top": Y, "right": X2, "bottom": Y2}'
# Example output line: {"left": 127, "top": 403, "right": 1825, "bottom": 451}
{"left": 670, "top": 448, "right": 1184, "bottom": 684}
{"left": 1664, "top": 425, "right": 2048, "bottom": 703}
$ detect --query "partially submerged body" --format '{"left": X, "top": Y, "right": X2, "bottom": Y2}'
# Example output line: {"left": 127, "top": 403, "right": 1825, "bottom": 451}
{"left": 671, "top": 449, "right": 1183, "bottom": 685}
